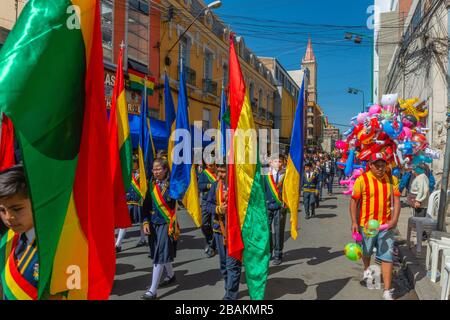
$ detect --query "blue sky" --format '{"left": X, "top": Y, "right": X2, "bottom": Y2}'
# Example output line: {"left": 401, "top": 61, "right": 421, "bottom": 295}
{"left": 215, "top": 0, "right": 375, "bottom": 131}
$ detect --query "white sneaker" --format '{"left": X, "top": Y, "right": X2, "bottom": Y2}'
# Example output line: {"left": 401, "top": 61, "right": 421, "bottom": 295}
{"left": 382, "top": 289, "right": 394, "bottom": 300}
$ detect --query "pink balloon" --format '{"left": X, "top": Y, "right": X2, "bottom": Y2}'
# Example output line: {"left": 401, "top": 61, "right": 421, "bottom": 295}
{"left": 402, "top": 127, "right": 412, "bottom": 139}
{"left": 368, "top": 105, "right": 382, "bottom": 115}
{"left": 356, "top": 112, "right": 368, "bottom": 124}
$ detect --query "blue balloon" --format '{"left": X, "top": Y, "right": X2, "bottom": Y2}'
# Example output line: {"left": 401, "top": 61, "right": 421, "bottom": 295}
{"left": 392, "top": 168, "right": 400, "bottom": 177}
{"left": 345, "top": 149, "right": 355, "bottom": 176}
{"left": 383, "top": 121, "right": 403, "bottom": 139}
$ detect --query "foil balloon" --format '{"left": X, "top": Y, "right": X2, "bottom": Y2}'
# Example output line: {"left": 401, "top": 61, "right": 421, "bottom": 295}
{"left": 399, "top": 98, "right": 428, "bottom": 121}
{"left": 368, "top": 105, "right": 382, "bottom": 115}
{"left": 382, "top": 120, "right": 403, "bottom": 139}
{"left": 423, "top": 147, "right": 440, "bottom": 160}
{"left": 356, "top": 112, "right": 369, "bottom": 124}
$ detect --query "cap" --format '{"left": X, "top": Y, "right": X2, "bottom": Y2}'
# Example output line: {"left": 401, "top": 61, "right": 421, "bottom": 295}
{"left": 369, "top": 152, "right": 387, "bottom": 163}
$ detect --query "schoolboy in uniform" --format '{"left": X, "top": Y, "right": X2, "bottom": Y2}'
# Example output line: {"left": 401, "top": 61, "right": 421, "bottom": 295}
{"left": 204, "top": 163, "right": 242, "bottom": 300}
{"left": 0, "top": 165, "right": 39, "bottom": 300}
{"left": 302, "top": 162, "right": 319, "bottom": 219}
{"left": 198, "top": 162, "right": 218, "bottom": 258}
{"left": 264, "top": 154, "right": 286, "bottom": 266}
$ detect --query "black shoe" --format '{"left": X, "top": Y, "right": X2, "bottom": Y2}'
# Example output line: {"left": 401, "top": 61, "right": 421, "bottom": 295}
{"left": 141, "top": 291, "right": 158, "bottom": 300}
{"left": 305, "top": 215, "right": 310, "bottom": 220}
{"left": 159, "top": 275, "right": 176, "bottom": 288}
{"left": 115, "top": 246, "right": 122, "bottom": 253}
{"left": 272, "top": 258, "right": 282, "bottom": 266}
{"left": 135, "top": 240, "right": 147, "bottom": 248}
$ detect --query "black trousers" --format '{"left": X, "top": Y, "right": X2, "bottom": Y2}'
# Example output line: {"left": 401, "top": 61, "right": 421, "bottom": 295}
{"left": 214, "top": 232, "right": 242, "bottom": 300}
{"left": 201, "top": 203, "right": 216, "bottom": 250}
{"left": 268, "top": 209, "right": 287, "bottom": 259}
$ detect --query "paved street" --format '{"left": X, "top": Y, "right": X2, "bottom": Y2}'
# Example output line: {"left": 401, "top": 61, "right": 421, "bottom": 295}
{"left": 110, "top": 183, "right": 418, "bottom": 300}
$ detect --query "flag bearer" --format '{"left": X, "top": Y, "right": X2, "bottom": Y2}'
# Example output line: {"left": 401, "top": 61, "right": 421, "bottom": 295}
{"left": 264, "top": 154, "right": 286, "bottom": 266}
{"left": 141, "top": 157, "right": 178, "bottom": 300}
{"left": 198, "top": 162, "right": 218, "bottom": 258}
{"left": 204, "top": 162, "right": 242, "bottom": 300}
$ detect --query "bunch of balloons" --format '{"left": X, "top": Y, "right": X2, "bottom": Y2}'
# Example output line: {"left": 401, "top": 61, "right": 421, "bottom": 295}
{"left": 335, "top": 93, "right": 440, "bottom": 186}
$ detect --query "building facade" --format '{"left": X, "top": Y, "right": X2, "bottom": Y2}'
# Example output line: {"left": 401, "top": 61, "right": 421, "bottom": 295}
{"left": 259, "top": 57, "right": 300, "bottom": 155}
{"left": 159, "top": 0, "right": 275, "bottom": 137}
{"left": 379, "top": 0, "right": 449, "bottom": 176}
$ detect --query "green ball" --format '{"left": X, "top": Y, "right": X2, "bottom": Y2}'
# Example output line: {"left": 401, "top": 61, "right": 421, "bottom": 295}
{"left": 367, "top": 219, "right": 380, "bottom": 230}
{"left": 344, "top": 243, "right": 363, "bottom": 261}
{"left": 364, "top": 219, "right": 380, "bottom": 238}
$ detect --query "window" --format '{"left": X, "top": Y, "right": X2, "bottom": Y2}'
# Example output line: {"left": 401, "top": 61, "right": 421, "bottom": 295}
{"left": 179, "top": 35, "right": 191, "bottom": 68}
{"left": 222, "top": 63, "right": 229, "bottom": 87}
{"left": 249, "top": 83, "right": 254, "bottom": 104}
{"left": 204, "top": 49, "right": 213, "bottom": 80}
{"left": 128, "top": 0, "right": 149, "bottom": 66}
{"left": 258, "top": 89, "right": 263, "bottom": 112}
{"left": 101, "top": 0, "right": 113, "bottom": 62}
{"left": 203, "top": 109, "right": 212, "bottom": 129}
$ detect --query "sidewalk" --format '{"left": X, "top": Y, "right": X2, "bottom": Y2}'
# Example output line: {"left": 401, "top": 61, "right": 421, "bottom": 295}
{"left": 396, "top": 199, "right": 449, "bottom": 300}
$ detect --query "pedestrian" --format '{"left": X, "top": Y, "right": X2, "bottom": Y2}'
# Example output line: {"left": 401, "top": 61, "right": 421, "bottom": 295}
{"left": 115, "top": 156, "right": 147, "bottom": 253}
{"left": 314, "top": 160, "right": 324, "bottom": 208}
{"left": 141, "top": 158, "right": 178, "bottom": 300}
{"left": 350, "top": 154, "right": 401, "bottom": 300}
{"left": 324, "top": 156, "right": 335, "bottom": 195}
{"left": 302, "top": 162, "right": 318, "bottom": 219}
{"left": 264, "top": 154, "right": 287, "bottom": 266}
{"left": 204, "top": 163, "right": 242, "bottom": 300}
{"left": 198, "top": 162, "right": 218, "bottom": 258}
{"left": 408, "top": 165, "right": 430, "bottom": 218}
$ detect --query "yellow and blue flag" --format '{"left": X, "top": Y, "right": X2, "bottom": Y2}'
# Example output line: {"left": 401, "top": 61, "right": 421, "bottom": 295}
{"left": 282, "top": 77, "right": 305, "bottom": 240}
{"left": 168, "top": 65, "right": 201, "bottom": 227}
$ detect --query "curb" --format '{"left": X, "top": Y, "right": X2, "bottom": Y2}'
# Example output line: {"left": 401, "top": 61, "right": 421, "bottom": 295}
{"left": 397, "top": 244, "right": 441, "bottom": 300}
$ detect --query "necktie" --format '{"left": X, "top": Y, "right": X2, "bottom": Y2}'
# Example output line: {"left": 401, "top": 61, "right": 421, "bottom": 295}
{"left": 275, "top": 171, "right": 279, "bottom": 184}
{"left": 15, "top": 234, "right": 28, "bottom": 261}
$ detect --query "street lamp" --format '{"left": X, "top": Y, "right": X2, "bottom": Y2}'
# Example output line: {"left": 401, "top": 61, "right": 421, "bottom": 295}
{"left": 344, "top": 31, "right": 373, "bottom": 104}
{"left": 164, "top": 0, "right": 222, "bottom": 66}
{"left": 347, "top": 87, "right": 366, "bottom": 113}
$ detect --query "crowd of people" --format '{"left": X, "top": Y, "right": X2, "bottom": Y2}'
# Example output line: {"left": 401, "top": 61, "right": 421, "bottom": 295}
{"left": 0, "top": 146, "right": 435, "bottom": 300}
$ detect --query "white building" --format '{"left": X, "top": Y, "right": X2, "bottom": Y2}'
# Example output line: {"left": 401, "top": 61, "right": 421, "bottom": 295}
{"left": 380, "top": 0, "right": 450, "bottom": 176}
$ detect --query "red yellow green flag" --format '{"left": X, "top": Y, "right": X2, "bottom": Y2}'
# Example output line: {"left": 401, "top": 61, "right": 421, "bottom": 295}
{"left": 226, "top": 34, "right": 269, "bottom": 300}
{"left": 0, "top": 0, "right": 121, "bottom": 299}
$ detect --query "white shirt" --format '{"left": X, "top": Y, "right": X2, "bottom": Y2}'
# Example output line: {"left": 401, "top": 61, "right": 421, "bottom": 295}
{"left": 24, "top": 227, "right": 36, "bottom": 244}
{"left": 271, "top": 168, "right": 284, "bottom": 184}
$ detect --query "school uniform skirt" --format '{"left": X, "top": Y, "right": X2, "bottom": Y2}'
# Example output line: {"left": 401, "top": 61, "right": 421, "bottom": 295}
{"left": 149, "top": 223, "right": 177, "bottom": 264}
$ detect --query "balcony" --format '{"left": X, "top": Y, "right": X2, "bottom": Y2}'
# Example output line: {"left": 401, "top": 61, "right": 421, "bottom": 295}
{"left": 202, "top": 79, "right": 218, "bottom": 96}
{"left": 177, "top": 65, "right": 196, "bottom": 87}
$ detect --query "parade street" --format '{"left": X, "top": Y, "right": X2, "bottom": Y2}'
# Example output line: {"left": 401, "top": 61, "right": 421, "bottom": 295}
{"left": 111, "top": 183, "right": 418, "bottom": 300}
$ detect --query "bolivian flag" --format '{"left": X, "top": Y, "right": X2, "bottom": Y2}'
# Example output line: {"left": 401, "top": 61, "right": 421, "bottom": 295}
{"left": 282, "top": 77, "right": 305, "bottom": 240}
{"left": 0, "top": 0, "right": 121, "bottom": 299}
{"left": 128, "top": 69, "right": 155, "bottom": 96}
{"left": 108, "top": 46, "right": 132, "bottom": 228}
{"left": 226, "top": 35, "right": 269, "bottom": 300}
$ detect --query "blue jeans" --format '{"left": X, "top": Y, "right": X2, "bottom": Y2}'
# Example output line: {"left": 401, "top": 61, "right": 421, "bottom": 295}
{"left": 214, "top": 233, "right": 242, "bottom": 300}
{"left": 303, "top": 192, "right": 316, "bottom": 216}
{"left": 359, "top": 227, "right": 395, "bottom": 263}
